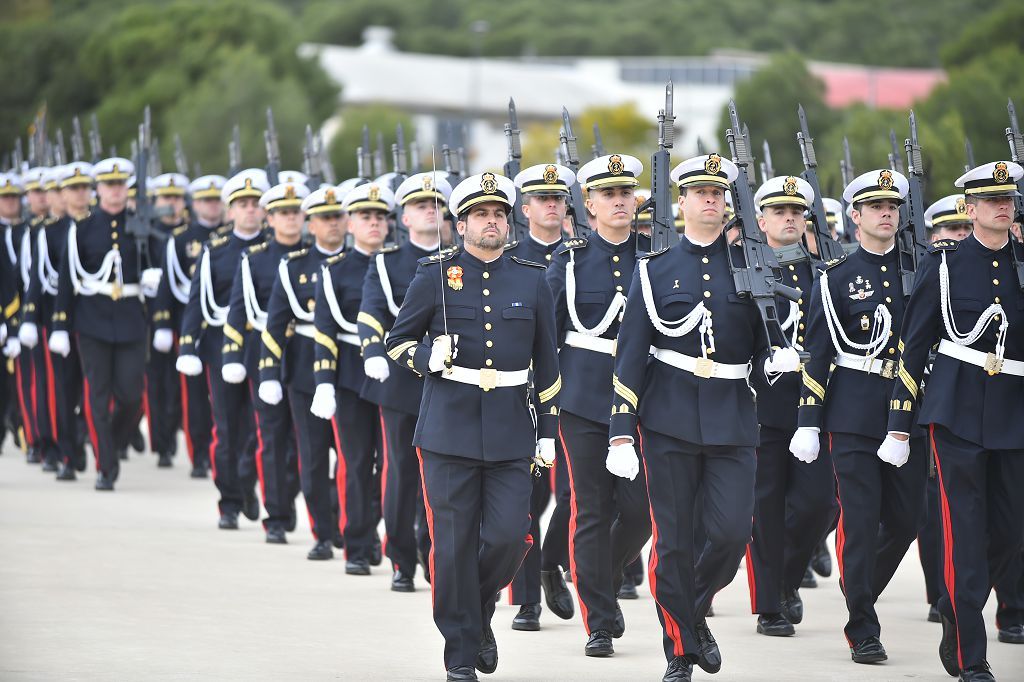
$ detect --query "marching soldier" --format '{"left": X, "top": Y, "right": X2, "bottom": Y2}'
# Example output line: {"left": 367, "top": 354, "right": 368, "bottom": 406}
{"left": 49, "top": 157, "right": 162, "bottom": 491}
{"left": 744, "top": 176, "right": 837, "bottom": 636}
{"left": 882, "top": 161, "right": 1024, "bottom": 681}
{"left": 927, "top": 193, "right": 974, "bottom": 242}
{"left": 177, "top": 169, "right": 267, "bottom": 526}
{"left": 222, "top": 180, "right": 307, "bottom": 544}
{"left": 608, "top": 154, "right": 801, "bottom": 681}
{"left": 792, "top": 169, "right": 927, "bottom": 664}
{"left": 353, "top": 171, "right": 451, "bottom": 591}
{"left": 308, "top": 182, "right": 388, "bottom": 573}
{"left": 259, "top": 184, "right": 347, "bottom": 560}
{"left": 503, "top": 162, "right": 575, "bottom": 631}
{"left": 386, "top": 172, "right": 560, "bottom": 682}
{"left": 152, "top": 174, "right": 226, "bottom": 478}
{"left": 546, "top": 154, "right": 650, "bottom": 655}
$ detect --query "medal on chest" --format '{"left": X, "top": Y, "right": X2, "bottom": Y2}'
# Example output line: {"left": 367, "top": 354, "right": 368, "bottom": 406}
{"left": 447, "top": 266, "right": 464, "bottom": 291}
{"left": 848, "top": 275, "right": 874, "bottom": 301}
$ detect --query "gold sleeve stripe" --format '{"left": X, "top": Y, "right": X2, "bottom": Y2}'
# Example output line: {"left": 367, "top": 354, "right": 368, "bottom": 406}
{"left": 613, "top": 375, "right": 638, "bottom": 410}
{"left": 802, "top": 369, "right": 825, "bottom": 400}
{"left": 357, "top": 311, "right": 385, "bottom": 337}
{"left": 537, "top": 375, "right": 561, "bottom": 403}
{"left": 387, "top": 340, "right": 417, "bottom": 362}
{"left": 5, "top": 295, "right": 20, "bottom": 319}
{"left": 261, "top": 330, "right": 283, "bottom": 359}
{"left": 315, "top": 330, "right": 338, "bottom": 358}
{"left": 898, "top": 361, "right": 918, "bottom": 398}
{"left": 898, "top": 339, "right": 905, "bottom": 353}
{"left": 223, "top": 323, "right": 245, "bottom": 346}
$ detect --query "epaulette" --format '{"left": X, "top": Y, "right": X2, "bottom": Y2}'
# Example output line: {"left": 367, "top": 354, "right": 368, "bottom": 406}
{"left": 325, "top": 251, "right": 346, "bottom": 266}
{"left": 510, "top": 255, "right": 545, "bottom": 268}
{"left": 30, "top": 215, "right": 46, "bottom": 227}
{"left": 419, "top": 245, "right": 460, "bottom": 265}
{"left": 286, "top": 247, "right": 309, "bottom": 260}
{"left": 208, "top": 235, "right": 230, "bottom": 249}
{"left": 556, "top": 237, "right": 588, "bottom": 255}
{"left": 172, "top": 224, "right": 189, "bottom": 237}
{"left": 823, "top": 253, "right": 848, "bottom": 270}
{"left": 929, "top": 239, "right": 959, "bottom": 253}
{"left": 504, "top": 241, "right": 519, "bottom": 250}
{"left": 215, "top": 224, "right": 232, "bottom": 236}
{"left": 246, "top": 241, "right": 269, "bottom": 255}
{"left": 43, "top": 216, "right": 59, "bottom": 226}
{"left": 639, "top": 246, "right": 670, "bottom": 260}
{"left": 379, "top": 243, "right": 401, "bottom": 254}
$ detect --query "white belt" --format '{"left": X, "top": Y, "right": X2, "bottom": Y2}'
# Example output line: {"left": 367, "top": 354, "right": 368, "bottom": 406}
{"left": 293, "top": 324, "right": 360, "bottom": 346}
{"left": 440, "top": 364, "right": 529, "bottom": 391}
{"left": 835, "top": 352, "right": 897, "bottom": 379}
{"left": 86, "top": 282, "right": 141, "bottom": 300}
{"left": 937, "top": 339, "right": 1024, "bottom": 377}
{"left": 565, "top": 331, "right": 616, "bottom": 356}
{"left": 651, "top": 347, "right": 749, "bottom": 380}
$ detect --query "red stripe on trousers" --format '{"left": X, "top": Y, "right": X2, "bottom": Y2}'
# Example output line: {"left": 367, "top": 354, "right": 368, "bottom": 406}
{"left": 930, "top": 424, "right": 964, "bottom": 670}
{"left": 42, "top": 328, "right": 57, "bottom": 438}
{"left": 14, "top": 359, "right": 34, "bottom": 446}
{"left": 81, "top": 376, "right": 100, "bottom": 470}
{"left": 415, "top": 447, "right": 438, "bottom": 614}
{"left": 331, "top": 415, "right": 348, "bottom": 546}
{"left": 179, "top": 371, "right": 194, "bottom": 465}
{"left": 251, "top": 382, "right": 266, "bottom": 503}
{"left": 205, "top": 372, "right": 219, "bottom": 482}
{"left": 142, "top": 374, "right": 153, "bottom": 452}
{"left": 558, "top": 422, "right": 592, "bottom": 634}
{"left": 378, "top": 407, "right": 390, "bottom": 569}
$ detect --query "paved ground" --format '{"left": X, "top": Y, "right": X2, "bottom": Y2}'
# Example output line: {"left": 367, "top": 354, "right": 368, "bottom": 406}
{"left": 0, "top": 444, "right": 1021, "bottom": 681}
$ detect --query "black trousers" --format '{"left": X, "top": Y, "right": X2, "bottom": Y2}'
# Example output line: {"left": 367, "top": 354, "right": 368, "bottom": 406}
{"left": 641, "top": 427, "right": 756, "bottom": 662}
{"left": 14, "top": 346, "right": 38, "bottom": 452}
{"left": 830, "top": 431, "right": 927, "bottom": 645}
{"left": 180, "top": 367, "right": 212, "bottom": 469}
{"left": 48, "top": 330, "right": 85, "bottom": 468}
{"left": 507, "top": 454, "right": 551, "bottom": 605}
{"left": 380, "top": 407, "right": 425, "bottom": 577}
{"left": 30, "top": 333, "right": 58, "bottom": 462}
{"left": 542, "top": 447, "right": 572, "bottom": 572}
{"left": 560, "top": 410, "right": 651, "bottom": 634}
{"left": 418, "top": 449, "right": 532, "bottom": 670}
{"left": 251, "top": 381, "right": 298, "bottom": 529}
{"left": 333, "top": 387, "right": 380, "bottom": 562}
{"left": 288, "top": 387, "right": 337, "bottom": 542}
{"left": 747, "top": 425, "right": 837, "bottom": 614}
{"left": 930, "top": 424, "right": 1024, "bottom": 670}
{"left": 77, "top": 334, "right": 146, "bottom": 478}
{"left": 144, "top": 344, "right": 180, "bottom": 456}
{"left": 918, "top": 473, "right": 944, "bottom": 607}
{"left": 995, "top": 545, "right": 1024, "bottom": 630}
{"left": 207, "top": 363, "right": 256, "bottom": 514}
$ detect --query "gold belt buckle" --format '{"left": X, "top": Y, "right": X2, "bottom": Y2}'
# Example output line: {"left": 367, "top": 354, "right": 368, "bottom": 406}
{"left": 479, "top": 368, "right": 498, "bottom": 391}
{"left": 694, "top": 357, "right": 715, "bottom": 379}
{"left": 880, "top": 359, "right": 896, "bottom": 380}
{"left": 984, "top": 352, "right": 1003, "bottom": 376}
{"left": 110, "top": 283, "right": 122, "bottom": 301}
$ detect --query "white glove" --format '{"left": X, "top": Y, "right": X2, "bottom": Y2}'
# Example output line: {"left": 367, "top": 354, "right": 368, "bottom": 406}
{"left": 535, "top": 438, "right": 556, "bottom": 467}
{"left": 152, "top": 328, "right": 174, "bottom": 353}
{"left": 764, "top": 346, "right": 801, "bottom": 374}
{"left": 221, "top": 362, "right": 246, "bottom": 384}
{"left": 141, "top": 267, "right": 163, "bottom": 298}
{"left": 789, "top": 427, "right": 820, "bottom": 463}
{"left": 49, "top": 330, "right": 71, "bottom": 357}
{"left": 364, "top": 356, "right": 391, "bottom": 383}
{"left": 18, "top": 322, "right": 38, "bottom": 349}
{"left": 3, "top": 337, "right": 21, "bottom": 358}
{"left": 310, "top": 383, "right": 337, "bottom": 420}
{"left": 877, "top": 434, "right": 911, "bottom": 467}
{"left": 606, "top": 442, "right": 640, "bottom": 480}
{"left": 427, "top": 334, "right": 453, "bottom": 373}
{"left": 258, "top": 380, "right": 283, "bottom": 406}
{"left": 176, "top": 354, "right": 203, "bottom": 377}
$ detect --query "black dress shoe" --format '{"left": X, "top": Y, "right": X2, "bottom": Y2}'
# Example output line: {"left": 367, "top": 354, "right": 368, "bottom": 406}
{"left": 695, "top": 620, "right": 721, "bottom": 674}
{"left": 612, "top": 600, "right": 625, "bottom": 638}
{"left": 157, "top": 453, "right": 173, "bottom": 468}
{"left": 370, "top": 532, "right": 383, "bottom": 566}
{"left": 959, "top": 662, "right": 995, "bottom": 681}
{"left": 756, "top": 613, "right": 795, "bottom": 637}
{"left": 585, "top": 630, "right": 614, "bottom": 657}
{"left": 781, "top": 588, "right": 804, "bottom": 624}
{"left": 939, "top": 615, "right": 960, "bottom": 677}
{"left": 812, "top": 540, "right": 832, "bottom": 577}
{"left": 190, "top": 463, "right": 208, "bottom": 479}
{"left": 345, "top": 558, "right": 370, "bottom": 575}
{"left": 850, "top": 636, "right": 887, "bottom": 664}
{"left": 94, "top": 473, "right": 115, "bottom": 491}
{"left": 476, "top": 624, "right": 497, "bottom": 673}
{"left": 617, "top": 574, "right": 639, "bottom": 600}
{"left": 307, "top": 541, "right": 334, "bottom": 561}
{"left": 56, "top": 462, "right": 77, "bottom": 481}
{"left": 511, "top": 603, "right": 540, "bottom": 631}
{"left": 801, "top": 565, "right": 818, "bottom": 588}
{"left": 998, "top": 623, "right": 1024, "bottom": 643}
{"left": 928, "top": 605, "right": 942, "bottom": 623}
{"left": 391, "top": 571, "right": 415, "bottom": 593}
{"left": 446, "top": 666, "right": 478, "bottom": 682}
{"left": 41, "top": 456, "right": 59, "bottom": 472}
{"left": 241, "top": 485, "right": 260, "bottom": 521}
{"left": 265, "top": 526, "right": 287, "bottom": 544}
{"left": 540, "top": 569, "right": 574, "bottom": 620}
{"left": 218, "top": 512, "right": 239, "bottom": 530}
{"left": 663, "top": 656, "right": 693, "bottom": 682}
{"left": 26, "top": 447, "right": 41, "bottom": 464}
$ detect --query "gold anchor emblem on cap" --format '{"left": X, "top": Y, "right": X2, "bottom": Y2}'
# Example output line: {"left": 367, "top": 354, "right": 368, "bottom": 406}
{"left": 543, "top": 165, "right": 559, "bottom": 184}
{"left": 956, "top": 197, "right": 967, "bottom": 214}
{"left": 705, "top": 154, "right": 722, "bottom": 175}
{"left": 607, "top": 155, "right": 624, "bottom": 175}
{"left": 481, "top": 173, "right": 497, "bottom": 194}
{"left": 784, "top": 177, "right": 799, "bottom": 195}
{"left": 994, "top": 162, "right": 1009, "bottom": 183}
{"left": 368, "top": 185, "right": 381, "bottom": 202}
{"left": 878, "top": 169, "right": 894, "bottom": 190}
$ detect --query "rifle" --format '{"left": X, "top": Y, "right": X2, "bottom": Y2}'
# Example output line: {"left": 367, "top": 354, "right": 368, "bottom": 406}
{"left": 558, "top": 107, "right": 591, "bottom": 239}
{"left": 373, "top": 132, "right": 385, "bottom": 178}
{"left": 725, "top": 100, "right": 806, "bottom": 358}
{"left": 888, "top": 130, "right": 904, "bottom": 173}
{"left": 899, "top": 110, "right": 929, "bottom": 296}
{"left": 839, "top": 137, "right": 857, "bottom": 241}
{"left": 796, "top": 104, "right": 845, "bottom": 262}
{"left": 303, "top": 125, "right": 323, "bottom": 191}
{"left": 71, "top": 117, "right": 85, "bottom": 162}
{"left": 503, "top": 98, "right": 527, "bottom": 243}
{"left": 173, "top": 134, "right": 189, "bottom": 176}
{"left": 1003, "top": 98, "right": 1024, "bottom": 289}
{"left": 148, "top": 136, "right": 162, "bottom": 178}
{"left": 409, "top": 136, "right": 421, "bottom": 174}
{"left": 638, "top": 82, "right": 678, "bottom": 253}
{"left": 760, "top": 139, "right": 775, "bottom": 184}
{"left": 54, "top": 129, "right": 67, "bottom": 166}
{"left": 963, "top": 137, "right": 976, "bottom": 174}
{"left": 264, "top": 108, "right": 280, "bottom": 186}
{"left": 12, "top": 139, "right": 23, "bottom": 172}
{"left": 356, "top": 126, "right": 372, "bottom": 182}
{"left": 592, "top": 123, "right": 605, "bottom": 159}
{"left": 127, "top": 106, "right": 155, "bottom": 272}
{"left": 696, "top": 136, "right": 706, "bottom": 156}
{"left": 742, "top": 124, "right": 756, "bottom": 189}
{"left": 390, "top": 123, "right": 409, "bottom": 244}
{"left": 89, "top": 114, "right": 103, "bottom": 163}
{"left": 228, "top": 124, "right": 241, "bottom": 177}
{"left": 318, "top": 133, "right": 336, "bottom": 184}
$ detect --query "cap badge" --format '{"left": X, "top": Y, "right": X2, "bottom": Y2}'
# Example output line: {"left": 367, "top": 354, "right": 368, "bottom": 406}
{"left": 284, "top": 185, "right": 296, "bottom": 200}
{"left": 446, "top": 265, "right": 464, "bottom": 291}
{"left": 481, "top": 173, "right": 497, "bottom": 194}
{"left": 878, "top": 170, "right": 894, "bottom": 191}
{"left": 955, "top": 197, "right": 967, "bottom": 215}
{"left": 325, "top": 189, "right": 336, "bottom": 204}
{"left": 422, "top": 175, "right": 433, "bottom": 191}
{"left": 784, "top": 177, "right": 799, "bottom": 196}
{"left": 368, "top": 185, "right": 381, "bottom": 202}
{"left": 705, "top": 154, "right": 722, "bottom": 175}
{"left": 543, "top": 165, "right": 559, "bottom": 184}
{"left": 112, "top": 164, "right": 120, "bottom": 174}
{"left": 607, "top": 155, "right": 624, "bottom": 176}
{"left": 244, "top": 178, "right": 253, "bottom": 190}
{"left": 994, "top": 162, "right": 1009, "bottom": 184}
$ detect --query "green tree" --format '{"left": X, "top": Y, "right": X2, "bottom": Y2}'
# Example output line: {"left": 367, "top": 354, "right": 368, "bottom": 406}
{"left": 327, "top": 105, "right": 415, "bottom": 182}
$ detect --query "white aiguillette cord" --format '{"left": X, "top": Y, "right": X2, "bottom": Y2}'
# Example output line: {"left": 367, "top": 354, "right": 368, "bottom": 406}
{"left": 431, "top": 147, "right": 451, "bottom": 368}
